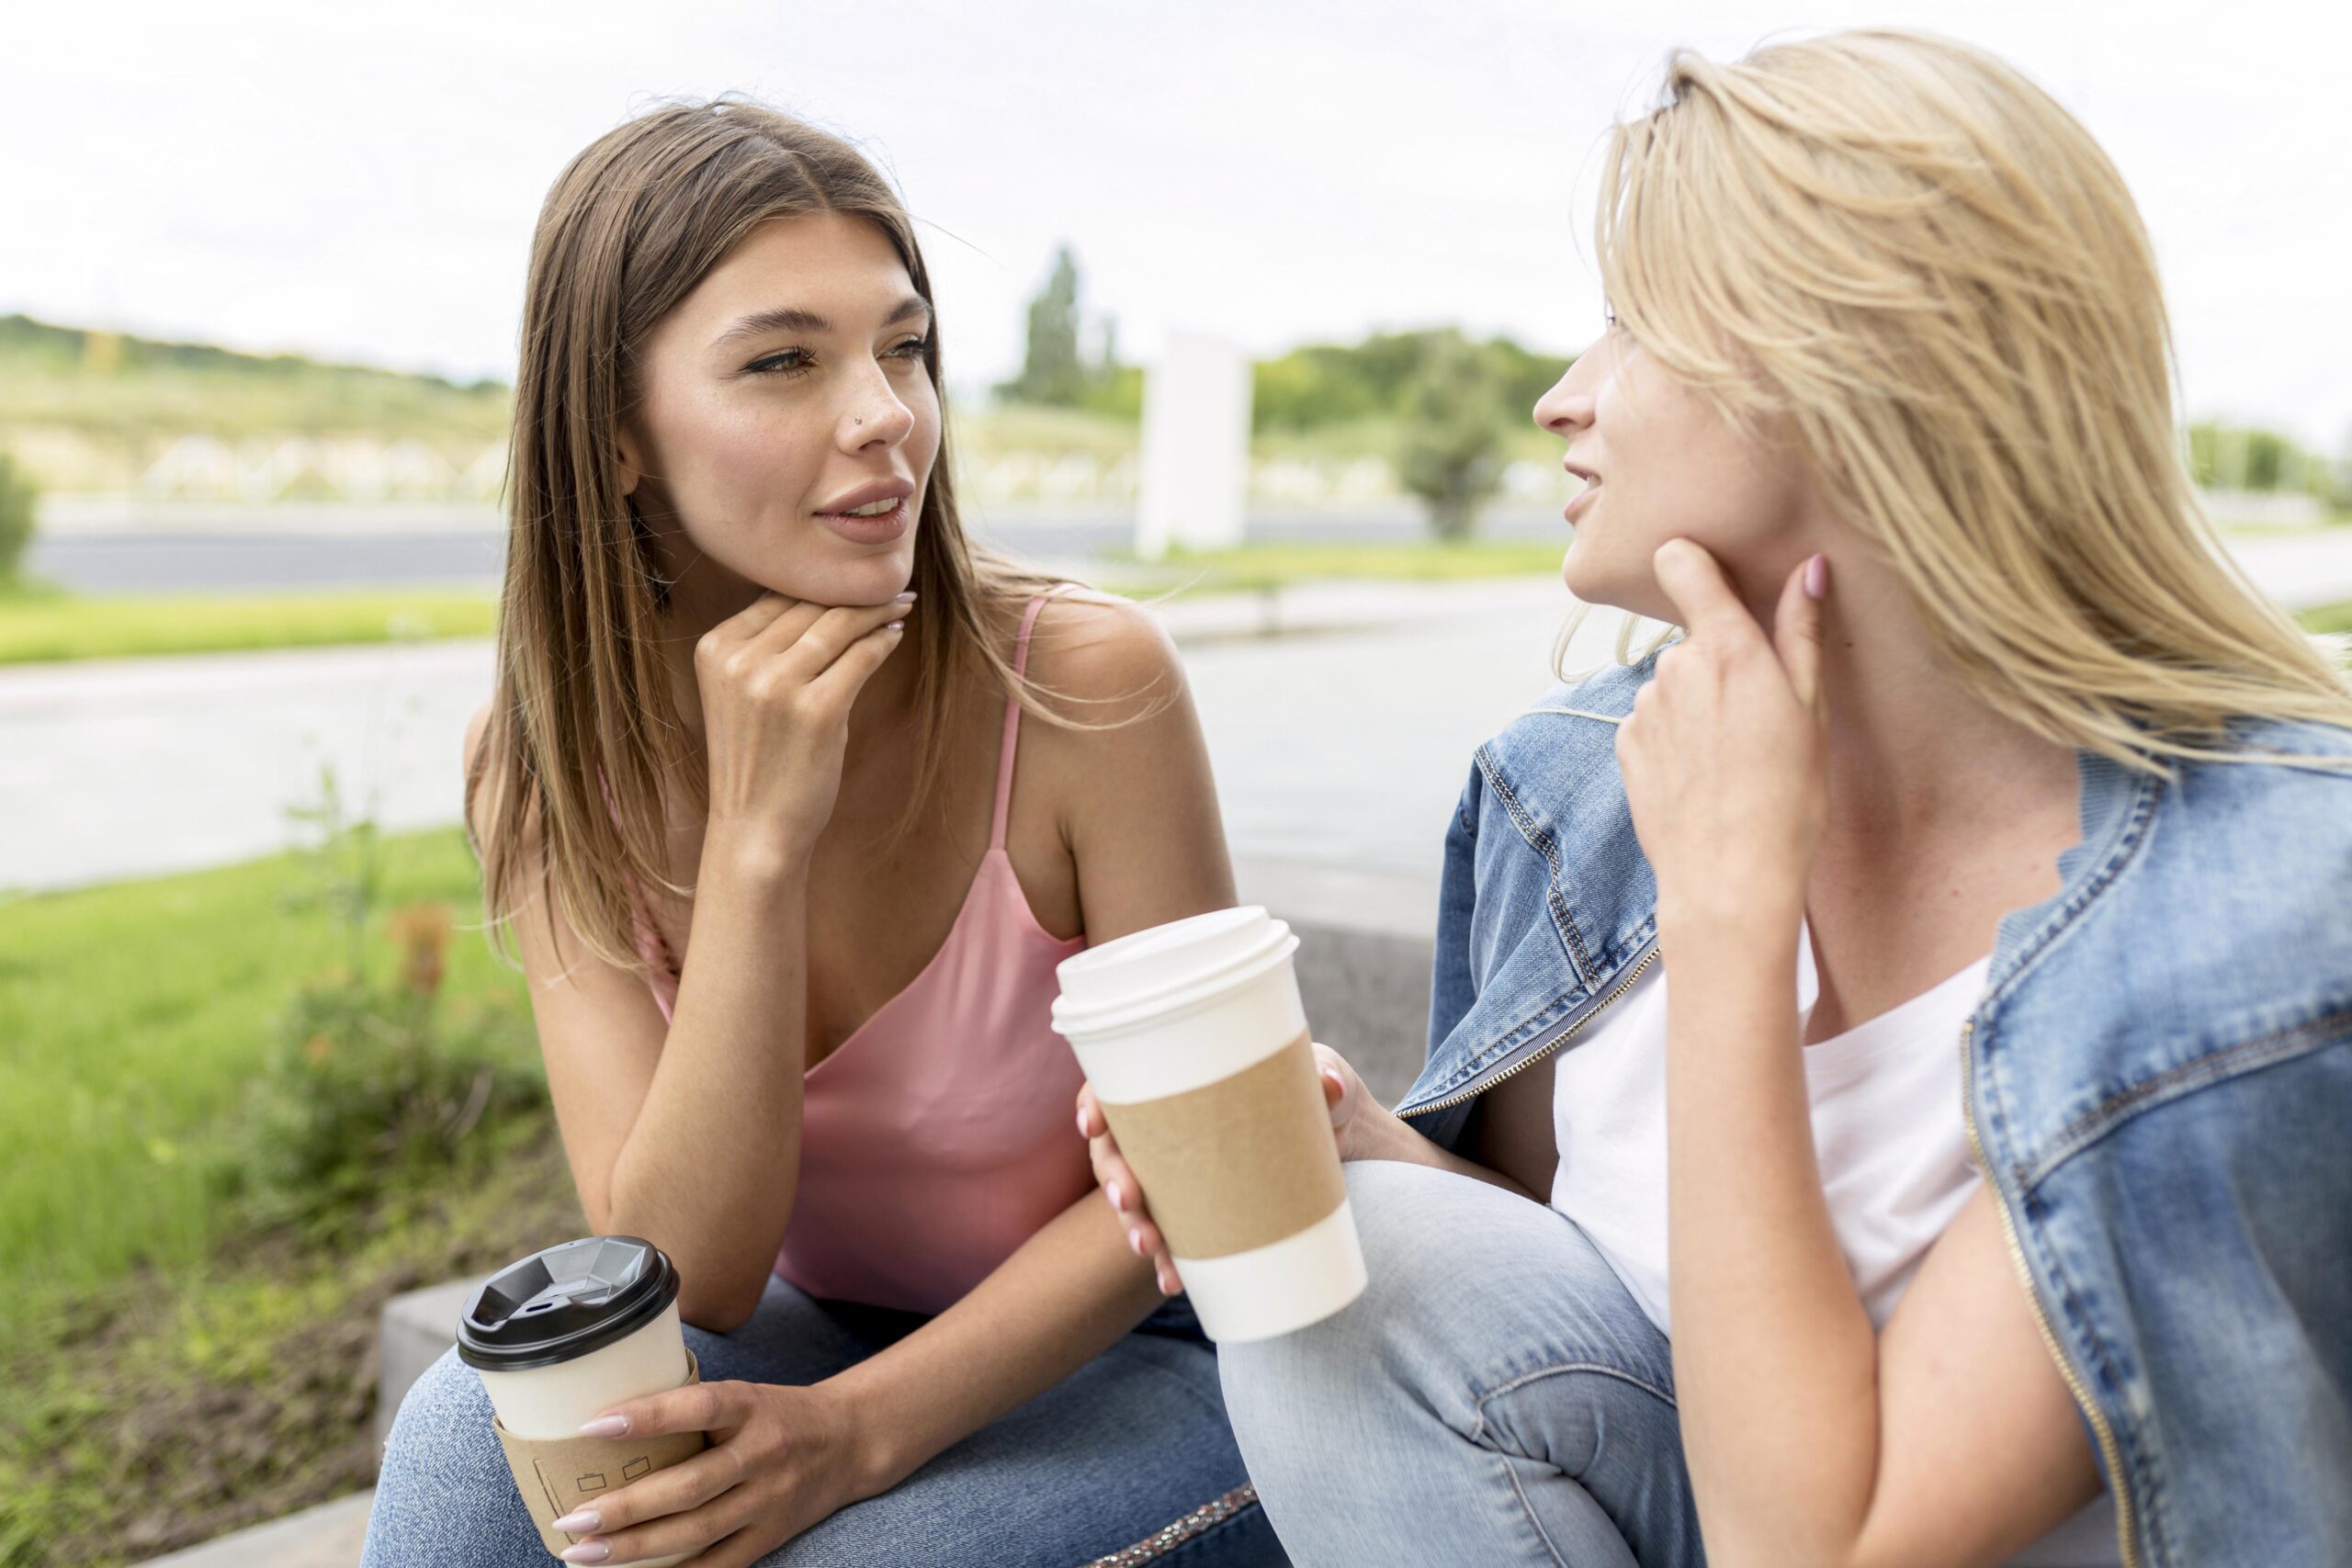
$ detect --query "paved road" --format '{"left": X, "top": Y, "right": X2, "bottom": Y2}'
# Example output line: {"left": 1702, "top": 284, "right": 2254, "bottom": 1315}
{"left": 0, "top": 580, "right": 1596, "bottom": 894}
{"left": 28, "top": 504, "right": 2352, "bottom": 613}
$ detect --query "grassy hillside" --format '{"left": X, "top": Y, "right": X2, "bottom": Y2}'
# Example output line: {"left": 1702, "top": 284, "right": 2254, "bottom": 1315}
{"left": 0, "top": 314, "right": 512, "bottom": 442}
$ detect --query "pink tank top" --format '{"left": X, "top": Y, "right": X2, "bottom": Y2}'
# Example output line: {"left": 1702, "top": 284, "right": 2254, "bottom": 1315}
{"left": 622, "top": 590, "right": 1092, "bottom": 1314}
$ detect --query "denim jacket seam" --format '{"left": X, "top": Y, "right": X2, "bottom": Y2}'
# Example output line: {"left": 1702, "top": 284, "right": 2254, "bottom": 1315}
{"left": 1981, "top": 767, "right": 2165, "bottom": 1010}
{"left": 2018, "top": 1003, "right": 2352, "bottom": 1190}
{"left": 1473, "top": 743, "right": 1599, "bottom": 988}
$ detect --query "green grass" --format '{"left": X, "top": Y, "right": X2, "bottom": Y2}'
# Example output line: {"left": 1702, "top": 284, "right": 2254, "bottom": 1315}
{"left": 0, "top": 584, "right": 498, "bottom": 664}
{"left": 0, "top": 1118, "right": 581, "bottom": 1566}
{"left": 2212, "top": 513, "right": 2352, "bottom": 537}
{"left": 1099, "top": 537, "right": 1566, "bottom": 596}
{"left": 0, "top": 553, "right": 2329, "bottom": 669}
{"left": 0, "top": 828, "right": 535, "bottom": 1320}
{"left": 0, "top": 539, "right": 1569, "bottom": 666}
{"left": 2301, "top": 599, "right": 2352, "bottom": 639}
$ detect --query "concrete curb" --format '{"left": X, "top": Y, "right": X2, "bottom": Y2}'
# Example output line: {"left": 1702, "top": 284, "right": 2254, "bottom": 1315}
{"left": 130, "top": 1491, "right": 376, "bottom": 1567}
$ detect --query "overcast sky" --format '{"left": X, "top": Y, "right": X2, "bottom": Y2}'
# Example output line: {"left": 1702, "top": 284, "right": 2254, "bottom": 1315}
{"left": 7, "top": 0, "right": 2347, "bottom": 446}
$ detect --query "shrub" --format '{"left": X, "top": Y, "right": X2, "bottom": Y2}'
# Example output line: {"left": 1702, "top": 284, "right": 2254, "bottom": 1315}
{"left": 1395, "top": 331, "right": 1511, "bottom": 540}
{"left": 213, "top": 765, "right": 545, "bottom": 1242}
{"left": 0, "top": 450, "right": 36, "bottom": 583}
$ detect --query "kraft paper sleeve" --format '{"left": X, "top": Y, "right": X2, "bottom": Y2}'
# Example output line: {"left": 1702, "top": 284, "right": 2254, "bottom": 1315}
{"left": 491, "top": 1347, "right": 711, "bottom": 1558}
{"left": 1098, "top": 1030, "right": 1347, "bottom": 1259}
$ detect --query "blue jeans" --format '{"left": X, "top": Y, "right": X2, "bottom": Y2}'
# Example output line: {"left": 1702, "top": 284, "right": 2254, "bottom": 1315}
{"left": 363, "top": 1274, "right": 1285, "bottom": 1566}
{"left": 1217, "top": 1159, "right": 1703, "bottom": 1568}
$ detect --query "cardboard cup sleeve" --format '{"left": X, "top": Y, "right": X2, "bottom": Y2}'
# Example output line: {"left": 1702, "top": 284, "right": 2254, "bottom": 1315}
{"left": 1097, "top": 1030, "right": 1347, "bottom": 1259}
{"left": 491, "top": 1348, "right": 711, "bottom": 1557}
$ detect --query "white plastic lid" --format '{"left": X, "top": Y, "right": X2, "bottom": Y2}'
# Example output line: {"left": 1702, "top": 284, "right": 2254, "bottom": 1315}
{"left": 1052, "top": 906, "right": 1297, "bottom": 1040}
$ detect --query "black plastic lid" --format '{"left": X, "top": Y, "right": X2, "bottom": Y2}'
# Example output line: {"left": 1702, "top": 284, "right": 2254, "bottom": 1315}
{"left": 456, "top": 1236, "right": 682, "bottom": 1372}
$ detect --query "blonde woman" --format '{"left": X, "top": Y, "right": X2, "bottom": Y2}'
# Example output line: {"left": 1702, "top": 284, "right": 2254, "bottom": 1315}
{"left": 363, "top": 103, "right": 1285, "bottom": 1566}
{"left": 1084, "top": 29, "right": 2352, "bottom": 1568}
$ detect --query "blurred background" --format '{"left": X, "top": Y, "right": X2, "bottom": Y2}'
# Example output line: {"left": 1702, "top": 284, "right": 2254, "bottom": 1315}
{"left": 4, "top": 2, "right": 2347, "bottom": 1562}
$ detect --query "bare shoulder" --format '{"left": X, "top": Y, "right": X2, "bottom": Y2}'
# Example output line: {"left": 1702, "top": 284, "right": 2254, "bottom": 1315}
{"left": 1005, "top": 587, "right": 1232, "bottom": 918}
{"left": 459, "top": 694, "right": 546, "bottom": 858}
{"left": 462, "top": 696, "right": 494, "bottom": 781}
{"left": 459, "top": 696, "right": 502, "bottom": 843}
{"left": 1018, "top": 588, "right": 1184, "bottom": 721}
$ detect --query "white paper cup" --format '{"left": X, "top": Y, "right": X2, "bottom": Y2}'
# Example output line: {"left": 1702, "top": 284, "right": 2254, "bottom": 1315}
{"left": 1053, "top": 907, "right": 1367, "bottom": 1342}
{"left": 458, "top": 1236, "right": 698, "bottom": 1567}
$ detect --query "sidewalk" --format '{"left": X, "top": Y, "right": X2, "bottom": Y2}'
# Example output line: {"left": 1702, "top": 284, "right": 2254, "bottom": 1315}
{"left": 8, "top": 537, "right": 2347, "bottom": 897}
{"left": 0, "top": 576, "right": 1577, "bottom": 894}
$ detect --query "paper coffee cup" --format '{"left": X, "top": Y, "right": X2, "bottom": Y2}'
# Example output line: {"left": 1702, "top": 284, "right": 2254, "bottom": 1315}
{"left": 458, "top": 1236, "right": 707, "bottom": 1566}
{"left": 1053, "top": 906, "right": 1367, "bottom": 1343}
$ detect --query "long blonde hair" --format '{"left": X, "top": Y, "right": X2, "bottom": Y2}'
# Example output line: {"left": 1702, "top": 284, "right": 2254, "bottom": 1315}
{"left": 467, "top": 98, "right": 1070, "bottom": 978}
{"left": 1569, "top": 28, "right": 2352, "bottom": 772}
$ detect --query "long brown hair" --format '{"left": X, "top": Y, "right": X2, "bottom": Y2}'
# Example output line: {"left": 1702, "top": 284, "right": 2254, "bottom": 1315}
{"left": 468, "top": 97, "right": 1069, "bottom": 978}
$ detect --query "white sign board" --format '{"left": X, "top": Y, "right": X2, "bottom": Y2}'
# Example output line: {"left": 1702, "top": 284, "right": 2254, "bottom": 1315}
{"left": 1136, "top": 332, "right": 1252, "bottom": 561}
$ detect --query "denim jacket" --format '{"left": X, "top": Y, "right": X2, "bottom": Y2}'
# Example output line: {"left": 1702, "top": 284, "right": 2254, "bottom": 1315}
{"left": 1394, "top": 649, "right": 2352, "bottom": 1568}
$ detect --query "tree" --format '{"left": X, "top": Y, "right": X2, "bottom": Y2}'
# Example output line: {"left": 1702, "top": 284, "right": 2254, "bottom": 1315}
{"left": 1001, "top": 245, "right": 1087, "bottom": 406}
{"left": 1251, "top": 328, "right": 1566, "bottom": 434}
{"left": 1395, "top": 331, "right": 1511, "bottom": 540}
{"left": 0, "top": 450, "right": 37, "bottom": 584}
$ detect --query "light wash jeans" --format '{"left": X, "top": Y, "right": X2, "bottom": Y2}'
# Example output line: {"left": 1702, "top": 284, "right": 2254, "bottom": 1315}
{"left": 1217, "top": 1158, "right": 1703, "bottom": 1568}
{"left": 363, "top": 1273, "right": 1285, "bottom": 1567}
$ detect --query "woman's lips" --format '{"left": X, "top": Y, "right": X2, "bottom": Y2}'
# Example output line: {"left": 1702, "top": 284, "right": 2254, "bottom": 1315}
{"left": 814, "top": 497, "right": 912, "bottom": 545}
{"left": 1566, "top": 480, "right": 1600, "bottom": 523}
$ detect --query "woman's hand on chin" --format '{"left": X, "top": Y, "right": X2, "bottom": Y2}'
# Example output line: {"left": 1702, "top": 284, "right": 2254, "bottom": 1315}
{"left": 694, "top": 592, "right": 912, "bottom": 870}
{"left": 1078, "top": 1043, "right": 1374, "bottom": 1296}
{"left": 1616, "top": 539, "right": 1830, "bottom": 948}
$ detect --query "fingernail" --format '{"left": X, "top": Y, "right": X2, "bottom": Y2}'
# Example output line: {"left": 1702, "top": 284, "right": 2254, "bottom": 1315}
{"left": 1078, "top": 1106, "right": 1091, "bottom": 1138}
{"left": 560, "top": 1543, "right": 610, "bottom": 1563}
{"left": 886, "top": 619, "right": 905, "bottom": 631}
{"left": 1804, "top": 553, "right": 1827, "bottom": 600}
{"left": 550, "top": 1509, "right": 602, "bottom": 1534}
{"left": 1128, "top": 1226, "right": 1148, "bottom": 1256}
{"left": 895, "top": 590, "right": 918, "bottom": 603}
{"left": 1106, "top": 1179, "right": 1125, "bottom": 1211}
{"left": 577, "top": 1415, "right": 628, "bottom": 1438}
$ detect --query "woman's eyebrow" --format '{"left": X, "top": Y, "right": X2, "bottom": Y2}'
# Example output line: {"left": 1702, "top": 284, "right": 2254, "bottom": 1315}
{"left": 708, "top": 296, "right": 932, "bottom": 350}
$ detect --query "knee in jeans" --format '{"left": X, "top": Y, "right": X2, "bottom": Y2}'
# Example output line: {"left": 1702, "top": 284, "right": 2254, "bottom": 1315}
{"left": 1218, "top": 1161, "right": 1464, "bottom": 1423}
{"left": 1337, "top": 1157, "right": 1493, "bottom": 1314}
{"left": 382, "top": 1347, "right": 495, "bottom": 1464}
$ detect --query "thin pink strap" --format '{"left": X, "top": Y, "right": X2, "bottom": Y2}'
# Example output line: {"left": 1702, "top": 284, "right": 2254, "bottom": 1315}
{"left": 990, "top": 588, "right": 1067, "bottom": 850}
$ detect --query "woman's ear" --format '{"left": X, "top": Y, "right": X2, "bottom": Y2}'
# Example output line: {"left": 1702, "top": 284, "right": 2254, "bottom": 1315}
{"left": 616, "top": 421, "right": 647, "bottom": 500}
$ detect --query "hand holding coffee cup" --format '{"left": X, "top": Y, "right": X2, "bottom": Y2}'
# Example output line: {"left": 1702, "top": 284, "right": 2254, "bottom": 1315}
{"left": 459, "top": 1237, "right": 707, "bottom": 1567}
{"left": 1052, "top": 907, "right": 1369, "bottom": 1343}
{"left": 1080, "top": 1043, "right": 1375, "bottom": 1296}
{"left": 460, "top": 1237, "right": 882, "bottom": 1566}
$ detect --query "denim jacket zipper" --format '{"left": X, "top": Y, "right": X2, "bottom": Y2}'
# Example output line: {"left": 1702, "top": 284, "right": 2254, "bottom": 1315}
{"left": 1960, "top": 1013, "right": 2143, "bottom": 1568}
{"left": 1397, "top": 941, "right": 1661, "bottom": 1120}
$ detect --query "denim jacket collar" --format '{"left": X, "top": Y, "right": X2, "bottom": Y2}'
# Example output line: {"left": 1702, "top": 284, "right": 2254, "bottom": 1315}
{"left": 1394, "top": 650, "right": 2155, "bottom": 1132}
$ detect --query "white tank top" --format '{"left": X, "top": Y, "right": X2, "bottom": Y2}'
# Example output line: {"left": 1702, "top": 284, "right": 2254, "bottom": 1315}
{"left": 1547, "top": 920, "right": 2120, "bottom": 1567}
